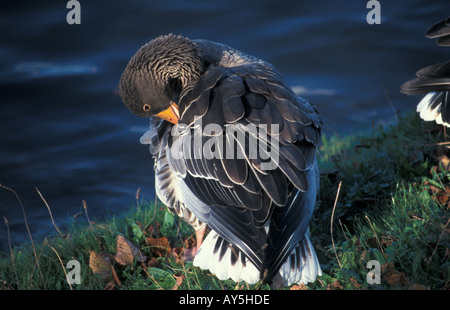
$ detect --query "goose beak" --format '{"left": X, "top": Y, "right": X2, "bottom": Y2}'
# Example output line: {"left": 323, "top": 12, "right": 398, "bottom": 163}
{"left": 156, "top": 102, "right": 179, "bottom": 124}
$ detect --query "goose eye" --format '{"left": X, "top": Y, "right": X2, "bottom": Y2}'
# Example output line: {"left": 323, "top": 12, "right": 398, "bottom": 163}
{"left": 143, "top": 104, "right": 151, "bottom": 112}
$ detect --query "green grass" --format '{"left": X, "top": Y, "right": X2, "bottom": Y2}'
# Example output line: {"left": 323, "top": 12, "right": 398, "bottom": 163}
{"left": 0, "top": 112, "right": 449, "bottom": 290}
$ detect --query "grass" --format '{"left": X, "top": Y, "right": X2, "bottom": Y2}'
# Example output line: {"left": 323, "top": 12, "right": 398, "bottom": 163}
{"left": 0, "top": 112, "right": 449, "bottom": 290}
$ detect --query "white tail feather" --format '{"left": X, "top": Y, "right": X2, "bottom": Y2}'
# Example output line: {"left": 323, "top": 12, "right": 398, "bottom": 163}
{"left": 193, "top": 231, "right": 260, "bottom": 284}
{"left": 193, "top": 231, "right": 322, "bottom": 287}
{"left": 417, "top": 92, "right": 440, "bottom": 121}
{"left": 416, "top": 92, "right": 450, "bottom": 126}
{"left": 274, "top": 235, "right": 322, "bottom": 287}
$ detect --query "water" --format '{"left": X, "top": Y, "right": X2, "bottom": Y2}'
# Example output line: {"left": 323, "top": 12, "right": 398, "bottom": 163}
{"left": 1, "top": 0, "right": 450, "bottom": 252}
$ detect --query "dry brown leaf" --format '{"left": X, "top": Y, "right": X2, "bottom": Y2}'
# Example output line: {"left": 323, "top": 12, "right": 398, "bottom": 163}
{"left": 172, "top": 247, "right": 184, "bottom": 264}
{"left": 183, "top": 234, "right": 197, "bottom": 249}
{"left": 367, "top": 235, "right": 396, "bottom": 249}
{"left": 175, "top": 234, "right": 198, "bottom": 262}
{"left": 408, "top": 283, "right": 428, "bottom": 290}
{"left": 290, "top": 284, "right": 308, "bottom": 290}
{"left": 348, "top": 277, "right": 362, "bottom": 289}
{"left": 381, "top": 262, "right": 395, "bottom": 273}
{"left": 146, "top": 236, "right": 171, "bottom": 257}
{"left": 172, "top": 274, "right": 184, "bottom": 290}
{"left": 146, "top": 223, "right": 160, "bottom": 237}
{"left": 381, "top": 262, "right": 409, "bottom": 287}
{"left": 327, "top": 280, "right": 343, "bottom": 290}
{"left": 114, "top": 235, "right": 146, "bottom": 266}
{"left": 104, "top": 281, "right": 116, "bottom": 290}
{"left": 437, "top": 187, "right": 450, "bottom": 205}
{"left": 427, "top": 180, "right": 450, "bottom": 205}
{"left": 385, "top": 272, "right": 408, "bottom": 287}
{"left": 89, "top": 250, "right": 113, "bottom": 282}
{"left": 146, "top": 257, "right": 160, "bottom": 268}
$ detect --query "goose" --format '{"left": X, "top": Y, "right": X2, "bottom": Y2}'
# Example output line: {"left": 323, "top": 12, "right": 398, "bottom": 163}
{"left": 118, "top": 34, "right": 322, "bottom": 287}
{"left": 401, "top": 17, "right": 450, "bottom": 127}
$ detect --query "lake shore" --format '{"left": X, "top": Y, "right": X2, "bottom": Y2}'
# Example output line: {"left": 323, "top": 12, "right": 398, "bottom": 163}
{"left": 1, "top": 112, "right": 448, "bottom": 290}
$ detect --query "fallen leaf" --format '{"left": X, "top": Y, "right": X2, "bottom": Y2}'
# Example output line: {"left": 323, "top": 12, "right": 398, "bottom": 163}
{"left": 348, "top": 277, "right": 362, "bottom": 289}
{"left": 172, "top": 274, "right": 184, "bottom": 290}
{"left": 367, "top": 235, "right": 396, "bottom": 248}
{"left": 408, "top": 283, "right": 428, "bottom": 290}
{"left": 381, "top": 262, "right": 409, "bottom": 287}
{"left": 327, "top": 280, "right": 343, "bottom": 290}
{"left": 146, "top": 236, "right": 171, "bottom": 257}
{"left": 183, "top": 234, "right": 197, "bottom": 250}
{"left": 114, "top": 235, "right": 146, "bottom": 266}
{"left": 437, "top": 187, "right": 450, "bottom": 205}
{"left": 104, "top": 281, "right": 116, "bottom": 290}
{"left": 172, "top": 247, "right": 184, "bottom": 264}
{"left": 89, "top": 251, "right": 113, "bottom": 282}
{"left": 146, "top": 222, "right": 161, "bottom": 237}
{"left": 146, "top": 257, "right": 160, "bottom": 268}
{"left": 178, "top": 234, "right": 197, "bottom": 261}
{"left": 290, "top": 284, "right": 308, "bottom": 290}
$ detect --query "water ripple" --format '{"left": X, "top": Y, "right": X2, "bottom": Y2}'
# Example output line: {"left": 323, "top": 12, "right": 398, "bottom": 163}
{"left": 14, "top": 62, "right": 98, "bottom": 79}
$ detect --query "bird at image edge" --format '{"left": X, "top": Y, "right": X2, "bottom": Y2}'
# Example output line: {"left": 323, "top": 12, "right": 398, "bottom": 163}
{"left": 401, "top": 17, "right": 450, "bottom": 127}
{"left": 118, "top": 34, "right": 322, "bottom": 288}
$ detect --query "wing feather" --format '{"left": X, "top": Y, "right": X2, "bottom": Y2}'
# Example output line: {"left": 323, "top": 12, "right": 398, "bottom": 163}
{"left": 426, "top": 17, "right": 450, "bottom": 46}
{"left": 152, "top": 61, "right": 321, "bottom": 280}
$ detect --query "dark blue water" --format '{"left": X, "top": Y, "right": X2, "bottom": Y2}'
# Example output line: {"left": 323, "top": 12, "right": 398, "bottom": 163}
{"left": 1, "top": 0, "right": 450, "bottom": 252}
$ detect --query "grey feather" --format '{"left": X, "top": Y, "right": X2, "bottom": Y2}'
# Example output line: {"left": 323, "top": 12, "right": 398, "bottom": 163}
{"left": 121, "top": 35, "right": 322, "bottom": 286}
